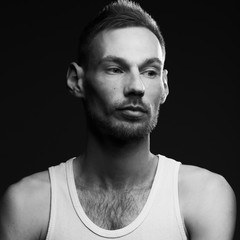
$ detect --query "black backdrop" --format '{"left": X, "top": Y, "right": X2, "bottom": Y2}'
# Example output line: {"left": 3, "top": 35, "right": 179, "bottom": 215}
{"left": 0, "top": 0, "right": 238, "bottom": 237}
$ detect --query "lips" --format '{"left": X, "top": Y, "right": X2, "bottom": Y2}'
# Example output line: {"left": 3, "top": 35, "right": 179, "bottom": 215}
{"left": 118, "top": 105, "right": 147, "bottom": 113}
{"left": 117, "top": 105, "right": 148, "bottom": 119}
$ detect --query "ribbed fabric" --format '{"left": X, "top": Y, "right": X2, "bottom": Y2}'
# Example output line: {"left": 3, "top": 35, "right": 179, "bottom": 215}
{"left": 46, "top": 155, "right": 188, "bottom": 239}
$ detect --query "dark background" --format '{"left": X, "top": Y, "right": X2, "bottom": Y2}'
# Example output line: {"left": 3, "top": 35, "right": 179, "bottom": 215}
{"left": 0, "top": 0, "right": 238, "bottom": 237}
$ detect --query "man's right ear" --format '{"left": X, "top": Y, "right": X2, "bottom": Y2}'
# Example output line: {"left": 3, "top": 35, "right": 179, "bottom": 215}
{"left": 66, "top": 62, "right": 85, "bottom": 98}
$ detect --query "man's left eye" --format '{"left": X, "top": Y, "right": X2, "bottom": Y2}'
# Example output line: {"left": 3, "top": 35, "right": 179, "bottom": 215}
{"left": 142, "top": 70, "right": 159, "bottom": 78}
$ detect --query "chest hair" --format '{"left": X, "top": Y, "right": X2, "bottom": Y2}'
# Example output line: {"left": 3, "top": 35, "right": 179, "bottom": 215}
{"left": 77, "top": 186, "right": 150, "bottom": 230}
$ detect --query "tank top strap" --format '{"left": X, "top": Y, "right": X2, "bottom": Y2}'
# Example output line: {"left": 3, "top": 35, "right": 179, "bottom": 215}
{"left": 46, "top": 160, "right": 74, "bottom": 240}
{"left": 153, "top": 155, "right": 187, "bottom": 239}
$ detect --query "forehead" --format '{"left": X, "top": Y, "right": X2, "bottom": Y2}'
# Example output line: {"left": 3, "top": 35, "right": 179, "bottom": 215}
{"left": 90, "top": 27, "right": 164, "bottom": 66}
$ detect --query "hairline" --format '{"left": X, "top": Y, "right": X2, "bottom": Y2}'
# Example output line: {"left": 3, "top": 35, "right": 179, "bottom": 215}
{"left": 78, "top": 0, "right": 166, "bottom": 68}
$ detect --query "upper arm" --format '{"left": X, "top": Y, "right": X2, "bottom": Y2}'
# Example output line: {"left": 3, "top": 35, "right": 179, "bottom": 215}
{"left": 0, "top": 183, "right": 35, "bottom": 240}
{"left": 0, "top": 172, "right": 50, "bottom": 240}
{"left": 181, "top": 167, "right": 237, "bottom": 240}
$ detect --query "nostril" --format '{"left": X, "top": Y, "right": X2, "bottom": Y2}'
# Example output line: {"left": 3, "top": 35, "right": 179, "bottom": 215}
{"left": 124, "top": 87, "right": 145, "bottom": 97}
{"left": 124, "top": 75, "right": 145, "bottom": 97}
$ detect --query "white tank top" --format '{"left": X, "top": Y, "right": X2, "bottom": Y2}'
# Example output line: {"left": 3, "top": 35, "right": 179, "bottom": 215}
{"left": 46, "top": 155, "right": 188, "bottom": 239}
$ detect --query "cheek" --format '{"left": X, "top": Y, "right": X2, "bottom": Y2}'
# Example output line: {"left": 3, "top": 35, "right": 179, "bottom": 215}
{"left": 152, "top": 95, "right": 162, "bottom": 112}
{"left": 145, "top": 83, "right": 163, "bottom": 107}
{"left": 85, "top": 78, "right": 119, "bottom": 111}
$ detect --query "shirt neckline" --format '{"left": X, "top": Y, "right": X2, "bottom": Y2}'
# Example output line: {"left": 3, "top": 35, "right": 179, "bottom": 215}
{"left": 66, "top": 154, "right": 164, "bottom": 238}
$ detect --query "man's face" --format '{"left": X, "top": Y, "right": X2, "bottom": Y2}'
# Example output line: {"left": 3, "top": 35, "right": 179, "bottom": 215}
{"left": 83, "top": 27, "right": 168, "bottom": 140}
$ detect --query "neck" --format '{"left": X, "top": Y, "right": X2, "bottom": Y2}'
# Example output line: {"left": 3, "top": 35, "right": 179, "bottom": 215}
{"left": 77, "top": 130, "right": 157, "bottom": 190}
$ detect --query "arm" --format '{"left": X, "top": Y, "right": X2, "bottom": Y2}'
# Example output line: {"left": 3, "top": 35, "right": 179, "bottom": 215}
{"left": 0, "top": 172, "right": 50, "bottom": 240}
{"left": 181, "top": 167, "right": 236, "bottom": 240}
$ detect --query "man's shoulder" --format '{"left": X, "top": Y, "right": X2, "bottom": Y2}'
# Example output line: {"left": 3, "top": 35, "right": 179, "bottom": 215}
{"left": 0, "top": 170, "right": 50, "bottom": 240}
{"left": 4, "top": 170, "right": 50, "bottom": 208}
{"left": 179, "top": 164, "right": 225, "bottom": 189}
{"left": 179, "top": 164, "right": 234, "bottom": 200}
{"left": 178, "top": 164, "right": 236, "bottom": 238}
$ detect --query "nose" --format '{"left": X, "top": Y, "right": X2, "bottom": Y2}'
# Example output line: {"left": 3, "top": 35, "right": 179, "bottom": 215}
{"left": 124, "top": 70, "right": 145, "bottom": 97}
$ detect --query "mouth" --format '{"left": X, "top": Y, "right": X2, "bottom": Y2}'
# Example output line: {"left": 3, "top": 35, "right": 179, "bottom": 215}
{"left": 117, "top": 105, "right": 148, "bottom": 119}
{"left": 118, "top": 105, "right": 147, "bottom": 113}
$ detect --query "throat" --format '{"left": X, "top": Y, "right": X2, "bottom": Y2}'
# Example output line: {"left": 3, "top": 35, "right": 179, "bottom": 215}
{"left": 77, "top": 186, "right": 151, "bottom": 230}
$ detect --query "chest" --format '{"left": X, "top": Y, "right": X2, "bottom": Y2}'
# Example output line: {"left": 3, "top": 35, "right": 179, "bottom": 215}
{"left": 77, "top": 187, "right": 150, "bottom": 230}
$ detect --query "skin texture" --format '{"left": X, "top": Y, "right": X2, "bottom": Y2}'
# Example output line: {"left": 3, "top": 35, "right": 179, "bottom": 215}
{"left": 0, "top": 27, "right": 236, "bottom": 240}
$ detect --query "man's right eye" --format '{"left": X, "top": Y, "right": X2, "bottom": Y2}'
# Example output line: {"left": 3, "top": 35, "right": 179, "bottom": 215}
{"left": 106, "top": 67, "right": 123, "bottom": 74}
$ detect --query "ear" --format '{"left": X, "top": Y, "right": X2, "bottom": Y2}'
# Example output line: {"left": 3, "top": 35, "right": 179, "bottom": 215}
{"left": 161, "top": 69, "right": 169, "bottom": 104}
{"left": 66, "top": 62, "right": 85, "bottom": 98}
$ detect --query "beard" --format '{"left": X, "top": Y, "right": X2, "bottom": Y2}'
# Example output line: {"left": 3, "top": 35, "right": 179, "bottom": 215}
{"left": 84, "top": 98, "right": 160, "bottom": 141}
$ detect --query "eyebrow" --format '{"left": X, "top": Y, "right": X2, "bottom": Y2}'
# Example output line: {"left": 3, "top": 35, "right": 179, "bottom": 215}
{"left": 98, "top": 55, "right": 163, "bottom": 69}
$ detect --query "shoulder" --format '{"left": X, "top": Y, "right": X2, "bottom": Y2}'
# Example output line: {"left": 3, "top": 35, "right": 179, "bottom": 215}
{"left": 178, "top": 164, "right": 236, "bottom": 239}
{"left": 0, "top": 170, "right": 50, "bottom": 240}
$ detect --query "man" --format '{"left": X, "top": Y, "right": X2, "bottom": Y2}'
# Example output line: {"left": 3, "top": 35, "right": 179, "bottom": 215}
{"left": 0, "top": 0, "right": 236, "bottom": 239}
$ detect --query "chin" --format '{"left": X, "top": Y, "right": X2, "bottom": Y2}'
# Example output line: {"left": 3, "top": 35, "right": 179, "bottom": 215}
{"left": 112, "top": 123, "right": 152, "bottom": 140}
{"left": 86, "top": 107, "right": 159, "bottom": 141}
{"left": 98, "top": 116, "right": 159, "bottom": 141}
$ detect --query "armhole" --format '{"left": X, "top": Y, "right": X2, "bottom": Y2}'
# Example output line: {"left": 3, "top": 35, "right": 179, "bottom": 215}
{"left": 45, "top": 167, "right": 57, "bottom": 240}
{"left": 173, "top": 162, "right": 189, "bottom": 240}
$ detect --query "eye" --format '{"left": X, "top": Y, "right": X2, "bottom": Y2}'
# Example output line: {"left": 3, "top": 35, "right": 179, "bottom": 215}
{"left": 106, "top": 67, "right": 123, "bottom": 74}
{"left": 142, "top": 69, "right": 159, "bottom": 79}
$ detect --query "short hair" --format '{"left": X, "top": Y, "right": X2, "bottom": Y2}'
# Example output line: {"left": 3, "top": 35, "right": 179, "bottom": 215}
{"left": 77, "top": 0, "right": 166, "bottom": 68}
